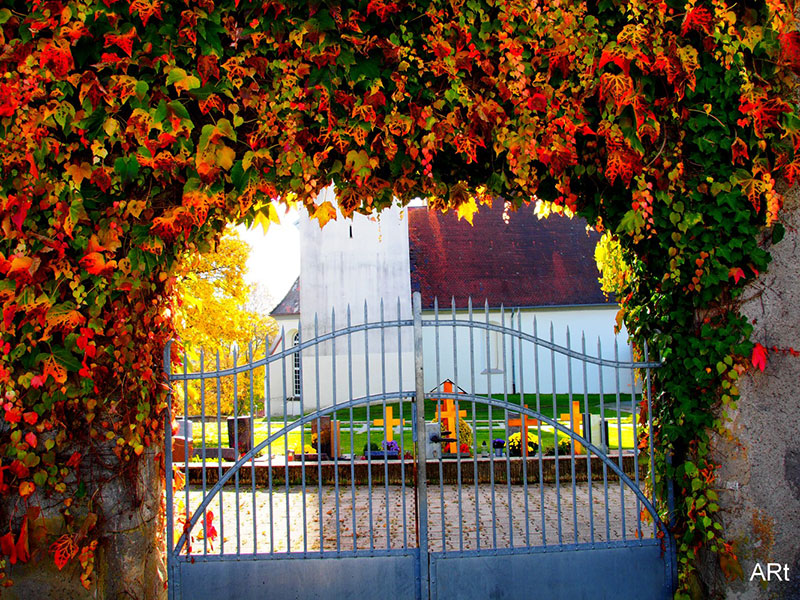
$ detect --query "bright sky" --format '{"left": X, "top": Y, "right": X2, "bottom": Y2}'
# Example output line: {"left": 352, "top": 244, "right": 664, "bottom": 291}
{"left": 235, "top": 205, "right": 300, "bottom": 311}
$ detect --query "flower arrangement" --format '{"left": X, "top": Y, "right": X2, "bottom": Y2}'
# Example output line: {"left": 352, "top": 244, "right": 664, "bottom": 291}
{"left": 382, "top": 440, "right": 400, "bottom": 453}
{"left": 294, "top": 444, "right": 316, "bottom": 455}
{"left": 458, "top": 443, "right": 471, "bottom": 457}
{"left": 492, "top": 438, "right": 506, "bottom": 450}
{"left": 507, "top": 432, "right": 539, "bottom": 457}
{"left": 433, "top": 415, "right": 473, "bottom": 448}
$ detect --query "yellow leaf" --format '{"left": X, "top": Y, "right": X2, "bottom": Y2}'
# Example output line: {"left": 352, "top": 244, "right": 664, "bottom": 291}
{"left": 456, "top": 198, "right": 478, "bottom": 225}
{"left": 216, "top": 146, "right": 235, "bottom": 171}
{"left": 103, "top": 118, "right": 119, "bottom": 137}
{"left": 253, "top": 210, "right": 272, "bottom": 235}
{"left": 313, "top": 201, "right": 337, "bottom": 228}
{"left": 126, "top": 200, "right": 146, "bottom": 219}
{"left": 66, "top": 162, "right": 92, "bottom": 186}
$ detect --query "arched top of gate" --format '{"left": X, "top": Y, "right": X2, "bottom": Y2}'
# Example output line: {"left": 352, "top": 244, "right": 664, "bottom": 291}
{"left": 164, "top": 292, "right": 661, "bottom": 381}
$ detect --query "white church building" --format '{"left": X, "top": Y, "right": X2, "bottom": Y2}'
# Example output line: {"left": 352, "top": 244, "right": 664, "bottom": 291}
{"left": 267, "top": 198, "right": 632, "bottom": 413}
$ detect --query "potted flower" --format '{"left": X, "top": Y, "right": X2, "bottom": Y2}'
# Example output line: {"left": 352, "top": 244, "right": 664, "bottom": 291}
{"left": 492, "top": 438, "right": 506, "bottom": 457}
{"left": 381, "top": 440, "right": 400, "bottom": 459}
{"left": 507, "top": 432, "right": 539, "bottom": 457}
{"left": 364, "top": 440, "right": 400, "bottom": 459}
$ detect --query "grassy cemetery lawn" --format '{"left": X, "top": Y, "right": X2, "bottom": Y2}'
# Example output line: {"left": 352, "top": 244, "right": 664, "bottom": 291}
{"left": 189, "top": 393, "right": 638, "bottom": 458}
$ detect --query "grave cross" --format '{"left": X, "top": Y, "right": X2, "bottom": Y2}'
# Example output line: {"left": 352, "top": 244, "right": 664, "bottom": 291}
{"left": 438, "top": 381, "right": 466, "bottom": 454}
{"left": 559, "top": 400, "right": 584, "bottom": 453}
{"left": 372, "top": 406, "right": 404, "bottom": 443}
{"left": 507, "top": 405, "right": 539, "bottom": 457}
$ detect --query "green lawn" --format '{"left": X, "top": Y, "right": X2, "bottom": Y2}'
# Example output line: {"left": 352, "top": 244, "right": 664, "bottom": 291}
{"left": 189, "top": 392, "right": 638, "bottom": 457}
{"left": 328, "top": 393, "right": 635, "bottom": 422}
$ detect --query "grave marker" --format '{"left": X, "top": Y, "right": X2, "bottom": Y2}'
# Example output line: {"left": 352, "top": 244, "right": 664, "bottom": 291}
{"left": 372, "top": 406, "right": 404, "bottom": 443}
{"left": 311, "top": 416, "right": 341, "bottom": 458}
{"left": 559, "top": 400, "right": 583, "bottom": 453}
{"left": 507, "top": 405, "right": 539, "bottom": 457}
{"left": 437, "top": 381, "right": 466, "bottom": 454}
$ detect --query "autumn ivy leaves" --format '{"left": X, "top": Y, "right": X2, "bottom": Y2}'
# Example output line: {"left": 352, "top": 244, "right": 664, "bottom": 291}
{"left": 0, "top": 0, "right": 798, "bottom": 595}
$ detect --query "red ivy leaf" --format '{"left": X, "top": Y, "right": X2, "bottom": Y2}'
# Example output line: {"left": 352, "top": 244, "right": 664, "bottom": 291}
{"left": 681, "top": 7, "right": 713, "bottom": 36}
{"left": 80, "top": 251, "right": 117, "bottom": 276}
{"left": 66, "top": 452, "right": 82, "bottom": 468}
{"left": 129, "top": 0, "right": 163, "bottom": 27}
{"left": 729, "top": 267, "right": 745, "bottom": 284}
{"left": 25, "top": 432, "right": 37, "bottom": 448}
{"left": 50, "top": 534, "right": 78, "bottom": 570}
{"left": 4, "top": 405, "right": 21, "bottom": 424}
{"left": 751, "top": 343, "right": 767, "bottom": 372}
{"left": 0, "top": 532, "right": 16, "bottom": 564}
{"left": 104, "top": 29, "right": 138, "bottom": 58}
{"left": 731, "top": 137, "right": 749, "bottom": 165}
{"left": 22, "top": 411, "right": 38, "bottom": 425}
{"left": 9, "top": 460, "right": 29, "bottom": 479}
{"left": 779, "top": 31, "right": 800, "bottom": 75}
{"left": 197, "top": 55, "right": 220, "bottom": 86}
{"left": 16, "top": 517, "right": 29, "bottom": 563}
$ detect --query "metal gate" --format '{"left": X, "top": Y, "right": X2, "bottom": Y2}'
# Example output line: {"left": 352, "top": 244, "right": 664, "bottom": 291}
{"left": 164, "top": 292, "right": 675, "bottom": 600}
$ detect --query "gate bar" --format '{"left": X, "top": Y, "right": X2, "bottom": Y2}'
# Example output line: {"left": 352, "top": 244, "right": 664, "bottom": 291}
{"left": 413, "top": 292, "right": 429, "bottom": 600}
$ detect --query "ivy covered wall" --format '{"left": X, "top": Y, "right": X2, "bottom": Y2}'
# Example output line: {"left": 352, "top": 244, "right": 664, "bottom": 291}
{"left": 0, "top": 1, "right": 797, "bottom": 597}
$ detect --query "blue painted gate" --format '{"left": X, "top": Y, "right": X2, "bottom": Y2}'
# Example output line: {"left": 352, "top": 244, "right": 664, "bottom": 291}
{"left": 164, "top": 292, "right": 676, "bottom": 599}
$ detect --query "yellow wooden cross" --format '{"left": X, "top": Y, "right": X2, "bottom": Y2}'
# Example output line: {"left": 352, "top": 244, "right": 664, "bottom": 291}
{"left": 559, "top": 400, "right": 584, "bottom": 454}
{"left": 372, "top": 406, "right": 404, "bottom": 443}
{"left": 507, "top": 405, "right": 539, "bottom": 457}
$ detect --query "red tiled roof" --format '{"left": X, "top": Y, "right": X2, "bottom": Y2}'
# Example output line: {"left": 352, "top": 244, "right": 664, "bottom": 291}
{"left": 408, "top": 203, "right": 610, "bottom": 309}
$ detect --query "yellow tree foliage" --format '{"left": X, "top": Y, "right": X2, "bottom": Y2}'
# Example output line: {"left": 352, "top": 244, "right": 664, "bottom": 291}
{"left": 174, "top": 229, "right": 278, "bottom": 416}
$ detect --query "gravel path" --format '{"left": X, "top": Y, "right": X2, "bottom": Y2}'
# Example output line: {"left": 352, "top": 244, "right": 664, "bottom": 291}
{"left": 173, "top": 482, "right": 656, "bottom": 555}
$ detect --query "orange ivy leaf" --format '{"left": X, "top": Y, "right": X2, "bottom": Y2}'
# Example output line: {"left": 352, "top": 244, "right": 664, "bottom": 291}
{"left": 79, "top": 252, "right": 117, "bottom": 277}
{"left": 18, "top": 481, "right": 35, "bottom": 498}
{"left": 7, "top": 256, "right": 33, "bottom": 278}
{"left": 751, "top": 343, "right": 767, "bottom": 372}
{"left": 43, "top": 355, "right": 67, "bottom": 385}
{"left": 66, "top": 162, "right": 92, "bottom": 187}
{"left": 600, "top": 72, "right": 633, "bottom": 108}
{"left": 312, "top": 201, "right": 338, "bottom": 228}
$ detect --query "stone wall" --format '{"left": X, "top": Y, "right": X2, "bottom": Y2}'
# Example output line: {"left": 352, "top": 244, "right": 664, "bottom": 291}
{"left": 701, "top": 187, "right": 800, "bottom": 599}
{"left": 5, "top": 448, "right": 166, "bottom": 600}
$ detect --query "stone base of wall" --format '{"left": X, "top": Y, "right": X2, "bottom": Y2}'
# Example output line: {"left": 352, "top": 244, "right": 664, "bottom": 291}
{"left": 3, "top": 448, "right": 166, "bottom": 600}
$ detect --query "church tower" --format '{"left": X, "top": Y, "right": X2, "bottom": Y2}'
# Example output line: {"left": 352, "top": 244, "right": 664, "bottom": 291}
{"left": 299, "top": 194, "right": 412, "bottom": 332}
{"left": 297, "top": 191, "right": 414, "bottom": 408}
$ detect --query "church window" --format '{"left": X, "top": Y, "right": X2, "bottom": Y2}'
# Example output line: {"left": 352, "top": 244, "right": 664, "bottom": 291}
{"left": 292, "top": 332, "right": 301, "bottom": 398}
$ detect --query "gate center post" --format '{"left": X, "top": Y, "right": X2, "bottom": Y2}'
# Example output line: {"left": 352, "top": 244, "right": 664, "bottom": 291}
{"left": 413, "top": 292, "right": 430, "bottom": 600}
